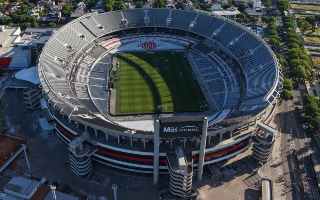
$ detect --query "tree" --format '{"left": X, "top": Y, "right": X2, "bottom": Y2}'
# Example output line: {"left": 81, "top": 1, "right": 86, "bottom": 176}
{"left": 105, "top": 0, "right": 114, "bottom": 11}
{"left": 277, "top": 54, "right": 287, "bottom": 67}
{"left": 305, "top": 96, "right": 320, "bottom": 117}
{"left": 285, "top": 16, "right": 295, "bottom": 29}
{"left": 298, "top": 18, "right": 312, "bottom": 33}
{"left": 282, "top": 15, "right": 314, "bottom": 83}
{"left": 16, "top": 3, "right": 31, "bottom": 15}
{"left": 292, "top": 64, "right": 306, "bottom": 81}
{"left": 265, "top": 16, "right": 282, "bottom": 50}
{"left": 263, "top": 0, "right": 272, "bottom": 8}
{"left": 62, "top": 3, "right": 73, "bottom": 17}
{"left": 288, "top": 42, "right": 301, "bottom": 49}
{"left": 153, "top": 0, "right": 165, "bottom": 8}
{"left": 48, "top": 22, "right": 57, "bottom": 28}
{"left": 135, "top": 1, "right": 144, "bottom": 8}
{"left": 288, "top": 37, "right": 302, "bottom": 47}
{"left": 113, "top": 0, "right": 125, "bottom": 10}
{"left": 288, "top": 50, "right": 301, "bottom": 60}
{"left": 283, "top": 78, "right": 293, "bottom": 90}
{"left": 85, "top": 0, "right": 98, "bottom": 9}
{"left": 0, "top": 16, "right": 12, "bottom": 25}
{"left": 269, "top": 36, "right": 281, "bottom": 48}
{"left": 282, "top": 78, "right": 293, "bottom": 100}
{"left": 282, "top": 89, "right": 293, "bottom": 100}
{"left": 267, "top": 28, "right": 277, "bottom": 37}
{"left": 278, "top": 0, "right": 289, "bottom": 12}
{"left": 305, "top": 16, "right": 318, "bottom": 32}
{"left": 304, "top": 96, "right": 320, "bottom": 131}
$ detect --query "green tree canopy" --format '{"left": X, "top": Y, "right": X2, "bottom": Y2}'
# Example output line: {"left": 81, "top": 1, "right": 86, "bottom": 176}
{"left": 282, "top": 89, "right": 293, "bottom": 100}
{"left": 298, "top": 18, "right": 312, "bottom": 33}
{"left": 304, "top": 96, "right": 320, "bottom": 131}
{"left": 283, "top": 78, "right": 293, "bottom": 90}
{"left": 135, "top": 1, "right": 144, "bottom": 8}
{"left": 48, "top": 22, "right": 57, "bottom": 28}
{"left": 278, "top": 0, "right": 289, "bottom": 12}
{"left": 292, "top": 64, "right": 306, "bottom": 81}
{"left": 153, "top": 0, "right": 165, "bottom": 8}
{"left": 0, "top": 16, "right": 12, "bottom": 25}
{"left": 262, "top": 0, "right": 272, "bottom": 8}
{"left": 113, "top": 0, "right": 125, "bottom": 10}
{"left": 105, "top": 0, "right": 114, "bottom": 11}
{"left": 62, "top": 3, "right": 73, "bottom": 17}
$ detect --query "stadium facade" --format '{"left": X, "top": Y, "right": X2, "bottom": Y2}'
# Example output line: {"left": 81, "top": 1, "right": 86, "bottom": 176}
{"left": 38, "top": 9, "right": 282, "bottom": 178}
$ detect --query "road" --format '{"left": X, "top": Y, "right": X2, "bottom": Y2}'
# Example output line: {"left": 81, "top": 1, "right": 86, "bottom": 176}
{"left": 278, "top": 89, "right": 320, "bottom": 200}
{"left": 277, "top": 100, "right": 299, "bottom": 200}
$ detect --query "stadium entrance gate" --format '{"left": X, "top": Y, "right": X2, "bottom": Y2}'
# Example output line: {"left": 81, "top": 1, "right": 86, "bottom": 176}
{"left": 153, "top": 116, "right": 208, "bottom": 189}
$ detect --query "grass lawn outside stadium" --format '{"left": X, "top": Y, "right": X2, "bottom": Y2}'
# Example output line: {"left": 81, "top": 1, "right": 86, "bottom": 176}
{"left": 111, "top": 51, "right": 207, "bottom": 115}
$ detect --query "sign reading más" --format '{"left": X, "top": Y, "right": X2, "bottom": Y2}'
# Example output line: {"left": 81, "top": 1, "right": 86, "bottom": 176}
{"left": 159, "top": 120, "right": 203, "bottom": 138}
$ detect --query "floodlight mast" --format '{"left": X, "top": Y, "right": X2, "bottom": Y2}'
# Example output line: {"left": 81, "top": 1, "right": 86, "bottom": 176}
{"left": 50, "top": 184, "right": 57, "bottom": 200}
{"left": 112, "top": 184, "right": 118, "bottom": 200}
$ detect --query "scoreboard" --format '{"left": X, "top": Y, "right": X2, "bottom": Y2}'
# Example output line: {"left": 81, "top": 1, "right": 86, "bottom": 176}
{"left": 158, "top": 117, "right": 204, "bottom": 139}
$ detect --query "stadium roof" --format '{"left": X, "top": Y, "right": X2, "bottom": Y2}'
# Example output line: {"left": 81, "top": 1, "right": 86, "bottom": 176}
{"left": 0, "top": 26, "right": 30, "bottom": 70}
{"left": 15, "top": 67, "right": 40, "bottom": 85}
{"left": 38, "top": 8, "right": 281, "bottom": 132}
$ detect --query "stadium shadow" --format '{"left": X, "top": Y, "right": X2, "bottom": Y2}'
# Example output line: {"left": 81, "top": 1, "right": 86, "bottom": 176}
{"left": 244, "top": 188, "right": 260, "bottom": 200}
{"left": 275, "top": 110, "right": 306, "bottom": 139}
{"left": 117, "top": 54, "right": 162, "bottom": 113}
{"left": 133, "top": 52, "right": 180, "bottom": 112}
{"left": 285, "top": 152, "right": 304, "bottom": 199}
{"left": 197, "top": 155, "right": 260, "bottom": 188}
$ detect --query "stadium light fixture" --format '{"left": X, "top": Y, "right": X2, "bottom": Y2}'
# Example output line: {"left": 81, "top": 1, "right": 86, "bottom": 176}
{"left": 50, "top": 184, "right": 57, "bottom": 200}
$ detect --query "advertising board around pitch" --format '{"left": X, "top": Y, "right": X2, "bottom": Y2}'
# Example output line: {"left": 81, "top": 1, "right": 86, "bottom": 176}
{"left": 159, "top": 117, "right": 204, "bottom": 139}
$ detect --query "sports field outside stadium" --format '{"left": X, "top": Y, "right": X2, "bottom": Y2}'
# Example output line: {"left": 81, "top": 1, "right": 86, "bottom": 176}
{"left": 112, "top": 51, "right": 207, "bottom": 115}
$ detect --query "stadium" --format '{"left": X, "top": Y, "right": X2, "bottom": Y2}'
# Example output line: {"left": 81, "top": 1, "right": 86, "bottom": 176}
{"left": 38, "top": 8, "right": 282, "bottom": 178}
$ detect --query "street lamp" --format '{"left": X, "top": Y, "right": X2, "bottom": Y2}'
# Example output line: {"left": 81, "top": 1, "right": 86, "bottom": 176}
{"left": 50, "top": 184, "right": 57, "bottom": 200}
{"left": 112, "top": 184, "right": 118, "bottom": 200}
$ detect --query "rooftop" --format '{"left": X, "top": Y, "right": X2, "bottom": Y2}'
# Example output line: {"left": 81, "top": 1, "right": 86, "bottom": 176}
{"left": 1, "top": 176, "right": 80, "bottom": 200}
{"left": 0, "top": 26, "right": 20, "bottom": 53}
{"left": 4, "top": 177, "right": 42, "bottom": 199}
{"left": 20, "top": 28, "right": 56, "bottom": 46}
{"left": 0, "top": 25, "right": 30, "bottom": 70}
{"left": 14, "top": 66, "right": 40, "bottom": 85}
{"left": 211, "top": 7, "right": 241, "bottom": 16}
{"left": 0, "top": 134, "right": 25, "bottom": 168}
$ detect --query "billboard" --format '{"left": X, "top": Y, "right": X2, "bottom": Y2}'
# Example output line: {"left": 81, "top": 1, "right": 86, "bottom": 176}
{"left": 138, "top": 40, "right": 157, "bottom": 50}
{"left": 115, "top": 36, "right": 189, "bottom": 52}
{"left": 159, "top": 118, "right": 204, "bottom": 138}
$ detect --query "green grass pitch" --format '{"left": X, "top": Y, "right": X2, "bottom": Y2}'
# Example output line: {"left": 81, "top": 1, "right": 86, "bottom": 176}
{"left": 113, "top": 51, "right": 207, "bottom": 115}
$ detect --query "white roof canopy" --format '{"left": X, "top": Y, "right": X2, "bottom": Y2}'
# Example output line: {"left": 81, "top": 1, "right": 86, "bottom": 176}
{"left": 15, "top": 66, "right": 40, "bottom": 85}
